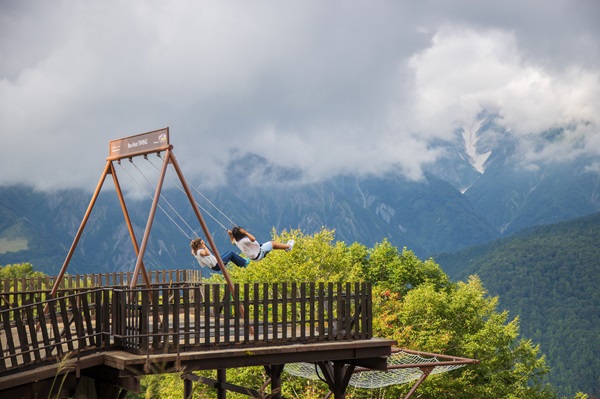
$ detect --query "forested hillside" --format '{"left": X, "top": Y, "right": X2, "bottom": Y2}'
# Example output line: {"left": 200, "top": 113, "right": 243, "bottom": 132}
{"left": 435, "top": 212, "right": 600, "bottom": 398}
{"left": 0, "top": 170, "right": 504, "bottom": 277}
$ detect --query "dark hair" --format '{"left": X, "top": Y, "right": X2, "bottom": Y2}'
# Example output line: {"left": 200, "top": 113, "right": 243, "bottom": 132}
{"left": 231, "top": 226, "right": 245, "bottom": 240}
{"left": 191, "top": 238, "right": 202, "bottom": 249}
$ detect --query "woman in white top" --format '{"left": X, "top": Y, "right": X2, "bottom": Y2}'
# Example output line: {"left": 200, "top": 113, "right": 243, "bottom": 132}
{"left": 190, "top": 238, "right": 250, "bottom": 271}
{"left": 228, "top": 226, "right": 294, "bottom": 261}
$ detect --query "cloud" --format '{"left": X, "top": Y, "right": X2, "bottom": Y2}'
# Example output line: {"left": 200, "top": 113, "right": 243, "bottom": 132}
{"left": 0, "top": 0, "right": 598, "bottom": 191}
{"left": 403, "top": 25, "right": 600, "bottom": 163}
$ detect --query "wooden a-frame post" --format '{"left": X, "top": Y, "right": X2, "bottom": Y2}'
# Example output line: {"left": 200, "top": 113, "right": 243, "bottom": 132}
{"left": 49, "top": 127, "right": 237, "bottom": 300}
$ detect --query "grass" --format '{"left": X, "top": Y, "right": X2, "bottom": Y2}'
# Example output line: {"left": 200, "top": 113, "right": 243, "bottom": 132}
{"left": 48, "top": 352, "right": 74, "bottom": 399}
{"left": 0, "top": 237, "right": 29, "bottom": 254}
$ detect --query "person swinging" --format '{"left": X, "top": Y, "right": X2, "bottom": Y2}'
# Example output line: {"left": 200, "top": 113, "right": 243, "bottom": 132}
{"left": 228, "top": 226, "right": 294, "bottom": 262}
{"left": 190, "top": 238, "right": 250, "bottom": 272}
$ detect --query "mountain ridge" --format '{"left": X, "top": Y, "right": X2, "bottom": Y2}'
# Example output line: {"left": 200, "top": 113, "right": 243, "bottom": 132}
{"left": 1, "top": 117, "right": 600, "bottom": 274}
{"left": 434, "top": 211, "right": 600, "bottom": 398}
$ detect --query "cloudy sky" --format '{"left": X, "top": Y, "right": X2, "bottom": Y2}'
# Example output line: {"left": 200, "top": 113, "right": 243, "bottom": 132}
{"left": 1, "top": 0, "right": 599, "bottom": 191}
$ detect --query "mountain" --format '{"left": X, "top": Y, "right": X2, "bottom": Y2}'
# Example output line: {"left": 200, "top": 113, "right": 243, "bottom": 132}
{"left": 1, "top": 115, "right": 599, "bottom": 275}
{"left": 0, "top": 172, "right": 496, "bottom": 276}
{"left": 435, "top": 212, "right": 600, "bottom": 398}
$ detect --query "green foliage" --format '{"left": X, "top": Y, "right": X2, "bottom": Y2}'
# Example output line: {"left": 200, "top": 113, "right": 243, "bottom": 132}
{"left": 211, "top": 228, "right": 366, "bottom": 285}
{"left": 143, "top": 374, "right": 183, "bottom": 399}
{"left": 365, "top": 240, "right": 450, "bottom": 295}
{"left": 0, "top": 263, "right": 46, "bottom": 295}
{"left": 368, "top": 277, "right": 556, "bottom": 399}
{"left": 203, "top": 228, "right": 577, "bottom": 399}
{"left": 438, "top": 212, "right": 600, "bottom": 398}
{"left": 48, "top": 352, "right": 75, "bottom": 399}
{"left": 0, "top": 262, "right": 42, "bottom": 279}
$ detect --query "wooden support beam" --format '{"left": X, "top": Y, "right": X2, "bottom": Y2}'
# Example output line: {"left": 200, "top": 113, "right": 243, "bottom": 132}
{"left": 402, "top": 366, "right": 433, "bottom": 399}
{"left": 265, "top": 364, "right": 285, "bottom": 399}
{"left": 183, "top": 374, "right": 193, "bottom": 399}
{"left": 217, "top": 369, "right": 226, "bottom": 399}
{"left": 130, "top": 147, "right": 171, "bottom": 289}
{"left": 317, "top": 361, "right": 356, "bottom": 399}
{"left": 184, "top": 372, "right": 263, "bottom": 398}
{"left": 168, "top": 152, "right": 236, "bottom": 295}
{"left": 49, "top": 160, "right": 112, "bottom": 297}
{"left": 338, "top": 356, "right": 388, "bottom": 371}
{"left": 168, "top": 151, "right": 249, "bottom": 328}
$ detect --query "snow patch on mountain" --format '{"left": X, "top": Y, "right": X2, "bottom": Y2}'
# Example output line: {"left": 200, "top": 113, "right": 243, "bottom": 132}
{"left": 462, "top": 120, "right": 492, "bottom": 174}
{"left": 376, "top": 203, "right": 395, "bottom": 223}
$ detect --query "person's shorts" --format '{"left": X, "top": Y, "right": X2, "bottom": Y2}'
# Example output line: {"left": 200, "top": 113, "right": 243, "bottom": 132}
{"left": 254, "top": 241, "right": 273, "bottom": 261}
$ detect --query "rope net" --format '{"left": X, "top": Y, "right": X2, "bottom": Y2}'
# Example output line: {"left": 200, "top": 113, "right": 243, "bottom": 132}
{"left": 284, "top": 350, "right": 466, "bottom": 389}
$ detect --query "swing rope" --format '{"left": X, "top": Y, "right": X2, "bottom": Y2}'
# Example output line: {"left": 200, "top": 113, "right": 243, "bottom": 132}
{"left": 117, "top": 160, "right": 196, "bottom": 239}
{"left": 147, "top": 154, "right": 237, "bottom": 232}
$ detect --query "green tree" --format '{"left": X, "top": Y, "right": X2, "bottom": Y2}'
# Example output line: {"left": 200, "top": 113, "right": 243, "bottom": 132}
{"left": 0, "top": 262, "right": 46, "bottom": 295}
{"left": 223, "top": 228, "right": 365, "bottom": 285}
{"left": 364, "top": 240, "right": 450, "bottom": 295}
{"left": 369, "top": 278, "right": 557, "bottom": 399}
{"left": 0, "top": 262, "right": 43, "bottom": 279}
{"left": 131, "top": 229, "right": 583, "bottom": 399}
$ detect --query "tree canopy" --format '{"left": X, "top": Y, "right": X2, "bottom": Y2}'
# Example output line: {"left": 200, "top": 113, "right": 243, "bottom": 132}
{"left": 0, "top": 262, "right": 42, "bottom": 279}
{"left": 194, "top": 228, "right": 579, "bottom": 399}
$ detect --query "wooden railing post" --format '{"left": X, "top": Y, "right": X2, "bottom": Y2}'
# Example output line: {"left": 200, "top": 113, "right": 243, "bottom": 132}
{"left": 366, "top": 282, "right": 372, "bottom": 338}
{"left": 112, "top": 289, "right": 124, "bottom": 347}
{"left": 139, "top": 289, "right": 149, "bottom": 352}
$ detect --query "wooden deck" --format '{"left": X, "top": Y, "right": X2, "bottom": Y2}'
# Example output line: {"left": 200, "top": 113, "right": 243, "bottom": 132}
{"left": 0, "top": 271, "right": 394, "bottom": 398}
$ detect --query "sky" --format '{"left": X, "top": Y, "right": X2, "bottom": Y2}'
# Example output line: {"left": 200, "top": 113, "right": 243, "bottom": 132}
{"left": 1, "top": 0, "right": 599, "bottom": 191}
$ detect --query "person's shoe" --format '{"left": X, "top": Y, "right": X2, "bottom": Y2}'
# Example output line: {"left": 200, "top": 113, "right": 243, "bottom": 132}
{"left": 286, "top": 240, "right": 295, "bottom": 252}
{"left": 244, "top": 258, "right": 251, "bottom": 267}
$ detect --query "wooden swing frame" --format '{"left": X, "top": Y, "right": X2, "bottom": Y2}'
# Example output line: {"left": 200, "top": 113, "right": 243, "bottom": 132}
{"left": 49, "top": 127, "right": 237, "bottom": 299}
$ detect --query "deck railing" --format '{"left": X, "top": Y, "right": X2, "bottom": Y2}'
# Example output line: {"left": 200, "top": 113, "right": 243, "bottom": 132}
{"left": 0, "top": 269, "right": 202, "bottom": 293}
{"left": 0, "top": 277, "right": 372, "bottom": 375}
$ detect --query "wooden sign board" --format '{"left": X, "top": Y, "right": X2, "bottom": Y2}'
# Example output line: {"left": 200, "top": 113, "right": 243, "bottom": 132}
{"left": 108, "top": 127, "right": 170, "bottom": 160}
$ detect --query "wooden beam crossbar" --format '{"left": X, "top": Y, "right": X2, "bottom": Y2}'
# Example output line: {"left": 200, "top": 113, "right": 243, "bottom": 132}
{"left": 183, "top": 371, "right": 265, "bottom": 398}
